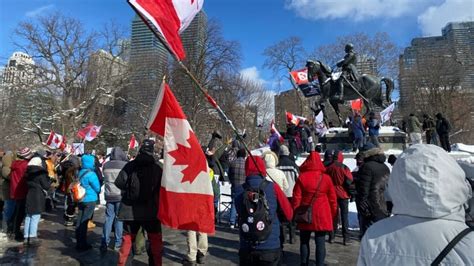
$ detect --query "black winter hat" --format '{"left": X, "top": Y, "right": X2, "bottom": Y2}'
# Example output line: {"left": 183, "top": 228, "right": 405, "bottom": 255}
{"left": 139, "top": 139, "right": 155, "bottom": 156}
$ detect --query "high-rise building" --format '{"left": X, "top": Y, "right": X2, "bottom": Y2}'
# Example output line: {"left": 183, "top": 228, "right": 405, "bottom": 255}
{"left": 180, "top": 11, "right": 207, "bottom": 62}
{"left": 0, "top": 52, "right": 36, "bottom": 122}
{"left": 1, "top": 52, "right": 35, "bottom": 85}
{"left": 399, "top": 21, "right": 473, "bottom": 109}
{"left": 399, "top": 21, "right": 474, "bottom": 142}
{"left": 125, "top": 15, "right": 169, "bottom": 131}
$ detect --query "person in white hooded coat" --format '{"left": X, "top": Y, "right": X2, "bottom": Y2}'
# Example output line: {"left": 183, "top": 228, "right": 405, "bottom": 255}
{"left": 262, "top": 151, "right": 289, "bottom": 192}
{"left": 358, "top": 144, "right": 473, "bottom": 266}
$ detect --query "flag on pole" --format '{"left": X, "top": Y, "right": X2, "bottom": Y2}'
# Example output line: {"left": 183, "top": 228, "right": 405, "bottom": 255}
{"left": 350, "top": 98, "right": 363, "bottom": 112}
{"left": 129, "top": 134, "right": 139, "bottom": 149}
{"left": 286, "top": 111, "right": 307, "bottom": 125}
{"left": 129, "top": 0, "right": 204, "bottom": 60}
{"left": 380, "top": 103, "right": 396, "bottom": 125}
{"left": 45, "top": 131, "right": 66, "bottom": 150}
{"left": 290, "top": 68, "right": 309, "bottom": 85}
{"left": 314, "top": 110, "right": 328, "bottom": 137}
{"left": 77, "top": 124, "right": 102, "bottom": 142}
{"left": 147, "top": 81, "right": 214, "bottom": 234}
{"left": 270, "top": 120, "right": 284, "bottom": 142}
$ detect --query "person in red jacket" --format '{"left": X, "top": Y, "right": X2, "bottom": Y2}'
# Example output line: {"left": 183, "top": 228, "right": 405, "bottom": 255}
{"left": 325, "top": 150, "right": 353, "bottom": 245}
{"left": 293, "top": 151, "right": 337, "bottom": 266}
{"left": 10, "top": 147, "right": 33, "bottom": 241}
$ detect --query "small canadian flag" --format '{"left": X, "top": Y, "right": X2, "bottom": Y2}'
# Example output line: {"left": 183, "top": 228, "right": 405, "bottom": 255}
{"left": 129, "top": 134, "right": 139, "bottom": 149}
{"left": 45, "top": 131, "right": 66, "bottom": 150}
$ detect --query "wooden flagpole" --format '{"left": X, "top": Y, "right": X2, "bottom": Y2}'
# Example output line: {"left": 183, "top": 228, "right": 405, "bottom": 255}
{"left": 128, "top": 2, "right": 270, "bottom": 180}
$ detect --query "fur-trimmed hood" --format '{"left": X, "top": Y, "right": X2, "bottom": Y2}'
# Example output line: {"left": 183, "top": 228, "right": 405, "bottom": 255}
{"left": 361, "top": 147, "right": 386, "bottom": 164}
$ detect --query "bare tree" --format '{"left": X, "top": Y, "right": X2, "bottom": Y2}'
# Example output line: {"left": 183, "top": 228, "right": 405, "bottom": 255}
{"left": 263, "top": 36, "right": 307, "bottom": 114}
{"left": 403, "top": 56, "right": 474, "bottom": 143}
{"left": 170, "top": 19, "right": 241, "bottom": 141}
{"left": 6, "top": 13, "right": 130, "bottom": 144}
{"left": 310, "top": 32, "right": 400, "bottom": 78}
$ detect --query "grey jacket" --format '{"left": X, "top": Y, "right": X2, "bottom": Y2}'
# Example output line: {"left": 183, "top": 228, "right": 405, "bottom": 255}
{"left": 103, "top": 147, "right": 127, "bottom": 202}
{"left": 358, "top": 145, "right": 473, "bottom": 266}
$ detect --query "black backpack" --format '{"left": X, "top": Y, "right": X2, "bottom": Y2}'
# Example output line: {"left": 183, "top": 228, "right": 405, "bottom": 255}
{"left": 125, "top": 170, "right": 157, "bottom": 203}
{"left": 238, "top": 180, "right": 272, "bottom": 245}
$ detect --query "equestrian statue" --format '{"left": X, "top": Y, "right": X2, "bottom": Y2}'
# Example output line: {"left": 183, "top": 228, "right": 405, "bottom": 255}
{"left": 305, "top": 43, "right": 393, "bottom": 125}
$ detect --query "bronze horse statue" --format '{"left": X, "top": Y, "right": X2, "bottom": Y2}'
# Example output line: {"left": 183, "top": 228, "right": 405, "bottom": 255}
{"left": 306, "top": 60, "right": 393, "bottom": 124}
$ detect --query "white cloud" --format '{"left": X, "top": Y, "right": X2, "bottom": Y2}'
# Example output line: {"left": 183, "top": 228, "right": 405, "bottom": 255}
{"left": 25, "top": 4, "right": 55, "bottom": 17}
{"left": 418, "top": 0, "right": 473, "bottom": 36}
{"left": 240, "top": 66, "right": 268, "bottom": 85}
{"left": 285, "top": 0, "right": 428, "bottom": 21}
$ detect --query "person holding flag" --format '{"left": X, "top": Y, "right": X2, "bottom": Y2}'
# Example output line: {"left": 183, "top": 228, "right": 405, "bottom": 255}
{"left": 268, "top": 121, "right": 283, "bottom": 154}
{"left": 115, "top": 140, "right": 163, "bottom": 265}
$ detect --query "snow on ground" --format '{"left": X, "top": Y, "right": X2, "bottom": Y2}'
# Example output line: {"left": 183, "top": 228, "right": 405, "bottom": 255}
{"left": 327, "top": 126, "right": 402, "bottom": 134}
{"left": 452, "top": 143, "right": 474, "bottom": 154}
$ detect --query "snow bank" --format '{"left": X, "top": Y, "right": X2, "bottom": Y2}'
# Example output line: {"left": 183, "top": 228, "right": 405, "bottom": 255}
{"left": 452, "top": 143, "right": 474, "bottom": 154}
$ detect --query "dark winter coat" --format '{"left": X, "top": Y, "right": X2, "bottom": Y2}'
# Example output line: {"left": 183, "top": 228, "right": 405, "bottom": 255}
{"left": 292, "top": 152, "right": 337, "bottom": 232}
{"left": 115, "top": 153, "right": 162, "bottom": 221}
{"left": 436, "top": 117, "right": 451, "bottom": 135}
{"left": 103, "top": 147, "right": 128, "bottom": 202}
{"left": 356, "top": 147, "right": 390, "bottom": 221}
{"left": 25, "top": 166, "right": 51, "bottom": 214}
{"left": 10, "top": 159, "right": 29, "bottom": 200}
{"left": 235, "top": 156, "right": 293, "bottom": 250}
{"left": 422, "top": 116, "right": 436, "bottom": 132}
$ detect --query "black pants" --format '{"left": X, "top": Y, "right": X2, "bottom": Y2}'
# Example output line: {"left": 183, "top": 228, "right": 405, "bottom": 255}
{"left": 439, "top": 133, "right": 451, "bottom": 152}
{"left": 239, "top": 248, "right": 281, "bottom": 266}
{"left": 300, "top": 231, "right": 326, "bottom": 266}
{"left": 333, "top": 199, "right": 349, "bottom": 239}
{"left": 426, "top": 130, "right": 433, "bottom": 144}
{"left": 64, "top": 194, "right": 77, "bottom": 222}
{"left": 13, "top": 199, "right": 26, "bottom": 238}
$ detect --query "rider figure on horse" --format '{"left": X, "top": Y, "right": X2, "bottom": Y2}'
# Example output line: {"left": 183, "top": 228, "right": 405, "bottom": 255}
{"left": 335, "top": 43, "right": 360, "bottom": 100}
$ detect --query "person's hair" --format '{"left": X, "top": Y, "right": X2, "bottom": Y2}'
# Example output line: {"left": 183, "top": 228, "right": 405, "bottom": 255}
{"left": 236, "top": 148, "right": 246, "bottom": 158}
{"left": 388, "top": 154, "right": 397, "bottom": 165}
{"left": 409, "top": 113, "right": 415, "bottom": 116}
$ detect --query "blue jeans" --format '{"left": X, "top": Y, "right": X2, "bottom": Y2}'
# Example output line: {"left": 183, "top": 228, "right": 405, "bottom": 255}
{"left": 102, "top": 202, "right": 123, "bottom": 247}
{"left": 24, "top": 214, "right": 41, "bottom": 238}
{"left": 75, "top": 202, "right": 96, "bottom": 248}
{"left": 300, "top": 231, "right": 326, "bottom": 266}
{"left": 229, "top": 190, "right": 237, "bottom": 225}
{"left": 3, "top": 199, "right": 16, "bottom": 232}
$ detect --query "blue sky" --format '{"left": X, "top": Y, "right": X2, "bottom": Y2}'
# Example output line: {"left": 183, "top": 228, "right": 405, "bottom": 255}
{"left": 1, "top": 0, "right": 472, "bottom": 92}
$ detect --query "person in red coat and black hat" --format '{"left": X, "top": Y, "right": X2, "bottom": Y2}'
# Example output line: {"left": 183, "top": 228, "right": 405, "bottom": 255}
{"left": 325, "top": 150, "right": 353, "bottom": 245}
{"left": 292, "top": 152, "right": 337, "bottom": 266}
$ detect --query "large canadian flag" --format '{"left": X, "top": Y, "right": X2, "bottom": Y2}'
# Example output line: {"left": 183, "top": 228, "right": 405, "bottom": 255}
{"left": 147, "top": 81, "right": 214, "bottom": 234}
{"left": 129, "top": 0, "right": 204, "bottom": 60}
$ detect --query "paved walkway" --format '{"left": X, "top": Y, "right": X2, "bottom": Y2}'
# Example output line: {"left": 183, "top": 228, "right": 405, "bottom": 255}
{"left": 0, "top": 204, "right": 360, "bottom": 265}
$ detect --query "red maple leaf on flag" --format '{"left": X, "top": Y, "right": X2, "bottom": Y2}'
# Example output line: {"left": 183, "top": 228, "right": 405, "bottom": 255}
{"left": 168, "top": 130, "right": 207, "bottom": 184}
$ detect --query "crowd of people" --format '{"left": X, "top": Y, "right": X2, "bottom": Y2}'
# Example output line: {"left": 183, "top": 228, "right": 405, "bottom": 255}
{"left": 0, "top": 127, "right": 472, "bottom": 265}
